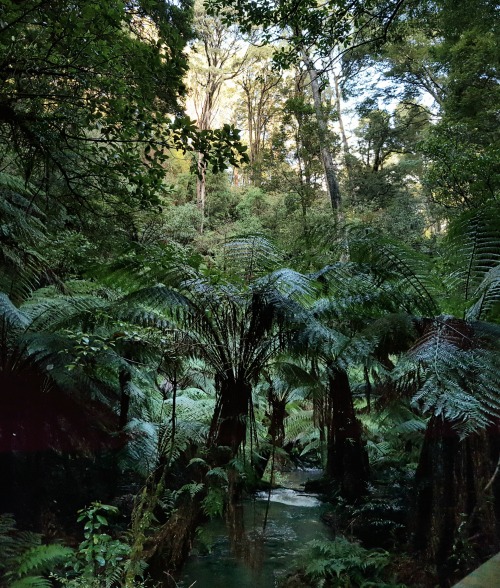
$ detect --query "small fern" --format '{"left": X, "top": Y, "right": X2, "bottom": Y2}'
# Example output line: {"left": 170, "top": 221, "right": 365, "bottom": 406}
{"left": 291, "top": 536, "right": 402, "bottom": 587}
{"left": 16, "top": 544, "right": 74, "bottom": 577}
{"left": 0, "top": 513, "right": 72, "bottom": 588}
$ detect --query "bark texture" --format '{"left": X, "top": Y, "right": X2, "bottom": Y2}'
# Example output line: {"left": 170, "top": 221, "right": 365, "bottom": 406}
{"left": 325, "top": 366, "right": 369, "bottom": 501}
{"left": 302, "top": 53, "right": 341, "bottom": 212}
{"left": 413, "top": 417, "right": 500, "bottom": 585}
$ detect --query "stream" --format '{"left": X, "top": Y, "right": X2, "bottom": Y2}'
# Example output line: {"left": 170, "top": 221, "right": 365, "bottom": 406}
{"left": 178, "top": 470, "right": 332, "bottom": 588}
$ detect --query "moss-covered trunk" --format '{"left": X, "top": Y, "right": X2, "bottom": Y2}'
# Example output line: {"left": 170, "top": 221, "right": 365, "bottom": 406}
{"left": 146, "top": 493, "right": 204, "bottom": 586}
{"left": 146, "top": 378, "right": 253, "bottom": 579}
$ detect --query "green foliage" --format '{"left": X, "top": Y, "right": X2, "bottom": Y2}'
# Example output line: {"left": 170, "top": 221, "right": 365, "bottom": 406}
{"left": 61, "top": 502, "right": 141, "bottom": 588}
{"left": 394, "top": 317, "right": 500, "bottom": 437}
{"left": 201, "top": 486, "right": 226, "bottom": 519}
{"left": 348, "top": 231, "right": 439, "bottom": 316}
{"left": 0, "top": 0, "right": 499, "bottom": 579}
{"left": 289, "top": 536, "right": 402, "bottom": 588}
{"left": 206, "top": 0, "right": 405, "bottom": 67}
{"left": 0, "top": 174, "right": 49, "bottom": 303}
{"left": 421, "top": 124, "right": 500, "bottom": 208}
{"left": 218, "top": 234, "right": 282, "bottom": 282}
{"left": 444, "top": 202, "right": 500, "bottom": 319}
{"left": 0, "top": 513, "right": 72, "bottom": 588}
{"left": 75, "top": 504, "right": 128, "bottom": 568}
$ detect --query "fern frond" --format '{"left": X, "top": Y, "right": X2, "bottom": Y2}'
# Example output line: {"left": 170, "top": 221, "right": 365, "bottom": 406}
{"left": 220, "top": 234, "right": 282, "bottom": 281}
{"left": 88, "top": 240, "right": 197, "bottom": 292}
{"left": 0, "top": 293, "right": 30, "bottom": 331}
{"left": 255, "top": 267, "right": 315, "bottom": 301}
{"left": 446, "top": 202, "right": 500, "bottom": 303}
{"left": 467, "top": 264, "right": 500, "bottom": 320}
{"left": 16, "top": 544, "right": 73, "bottom": 576}
{"left": 394, "top": 316, "right": 500, "bottom": 436}
{"left": 299, "top": 537, "right": 390, "bottom": 584}
{"left": 0, "top": 176, "right": 49, "bottom": 301}
{"left": 348, "top": 229, "right": 439, "bottom": 316}
{"left": 0, "top": 173, "right": 39, "bottom": 197}
{"left": 9, "top": 577, "right": 52, "bottom": 588}
{"left": 121, "top": 418, "right": 159, "bottom": 476}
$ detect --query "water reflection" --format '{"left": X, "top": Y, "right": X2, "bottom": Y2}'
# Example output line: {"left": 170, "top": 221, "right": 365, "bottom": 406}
{"left": 179, "top": 471, "right": 331, "bottom": 588}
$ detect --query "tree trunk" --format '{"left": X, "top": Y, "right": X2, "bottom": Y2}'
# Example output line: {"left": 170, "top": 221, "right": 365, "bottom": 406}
{"left": 209, "top": 377, "right": 252, "bottom": 460}
{"left": 302, "top": 52, "right": 341, "bottom": 212}
{"left": 325, "top": 366, "right": 369, "bottom": 501}
{"left": 196, "top": 153, "right": 207, "bottom": 233}
{"left": 333, "top": 71, "right": 351, "bottom": 172}
{"left": 413, "top": 417, "right": 500, "bottom": 585}
{"left": 146, "top": 493, "right": 204, "bottom": 586}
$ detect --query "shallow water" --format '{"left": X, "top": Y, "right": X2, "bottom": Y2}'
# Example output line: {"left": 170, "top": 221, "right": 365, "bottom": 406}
{"left": 179, "top": 470, "right": 331, "bottom": 588}
{"left": 255, "top": 488, "right": 322, "bottom": 507}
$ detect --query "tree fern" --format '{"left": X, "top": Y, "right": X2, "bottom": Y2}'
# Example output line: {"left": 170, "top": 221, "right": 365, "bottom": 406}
{"left": 219, "top": 234, "right": 282, "bottom": 282}
{"left": 0, "top": 173, "right": 49, "bottom": 302}
{"left": 444, "top": 202, "right": 500, "bottom": 320}
{"left": 394, "top": 316, "right": 500, "bottom": 436}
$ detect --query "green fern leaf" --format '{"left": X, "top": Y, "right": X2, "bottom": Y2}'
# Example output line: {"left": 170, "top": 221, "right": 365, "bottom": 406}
{"left": 10, "top": 577, "right": 52, "bottom": 588}
{"left": 16, "top": 544, "right": 73, "bottom": 576}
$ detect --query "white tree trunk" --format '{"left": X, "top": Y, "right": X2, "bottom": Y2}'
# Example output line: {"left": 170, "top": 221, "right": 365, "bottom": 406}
{"left": 303, "top": 53, "right": 341, "bottom": 211}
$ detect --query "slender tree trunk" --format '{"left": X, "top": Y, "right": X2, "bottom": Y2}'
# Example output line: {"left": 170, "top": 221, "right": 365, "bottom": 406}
{"left": 233, "top": 166, "right": 240, "bottom": 186}
{"left": 333, "top": 71, "right": 351, "bottom": 174}
{"left": 302, "top": 52, "right": 341, "bottom": 212}
{"left": 196, "top": 153, "right": 207, "bottom": 233}
{"left": 325, "top": 365, "right": 368, "bottom": 501}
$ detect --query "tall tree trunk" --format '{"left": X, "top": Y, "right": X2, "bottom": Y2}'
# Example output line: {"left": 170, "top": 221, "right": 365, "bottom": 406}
{"left": 325, "top": 365, "right": 368, "bottom": 501}
{"left": 333, "top": 71, "right": 351, "bottom": 174}
{"left": 413, "top": 417, "right": 500, "bottom": 584}
{"left": 196, "top": 153, "right": 207, "bottom": 233}
{"left": 302, "top": 52, "right": 341, "bottom": 212}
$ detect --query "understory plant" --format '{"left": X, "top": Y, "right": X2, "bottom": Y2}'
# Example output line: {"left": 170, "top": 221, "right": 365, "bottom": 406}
{"left": 0, "top": 513, "right": 73, "bottom": 588}
{"left": 61, "top": 502, "right": 147, "bottom": 588}
{"left": 283, "top": 536, "right": 406, "bottom": 588}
